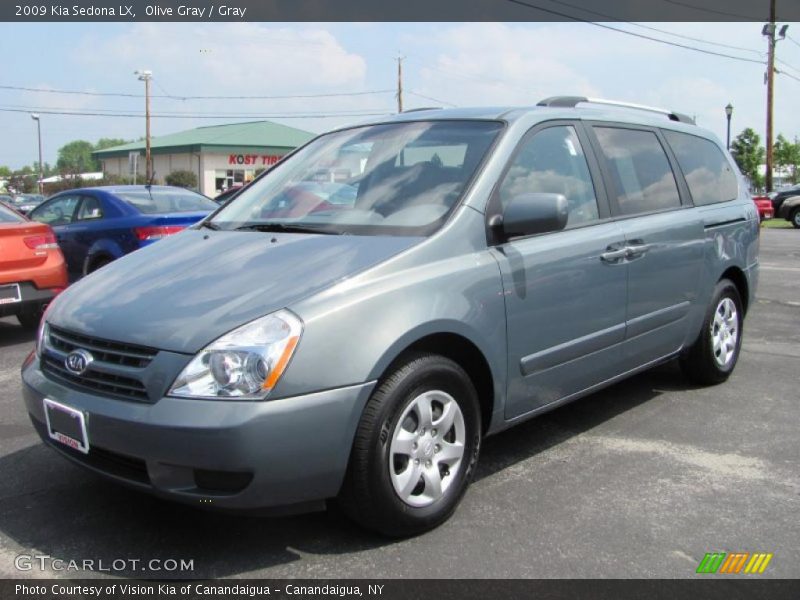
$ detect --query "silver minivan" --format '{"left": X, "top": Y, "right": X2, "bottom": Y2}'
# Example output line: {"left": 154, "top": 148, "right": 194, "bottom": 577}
{"left": 22, "top": 97, "right": 759, "bottom": 536}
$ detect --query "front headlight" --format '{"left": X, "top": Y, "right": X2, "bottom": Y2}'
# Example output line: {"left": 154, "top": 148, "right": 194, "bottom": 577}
{"left": 36, "top": 321, "right": 49, "bottom": 357}
{"left": 168, "top": 310, "right": 303, "bottom": 400}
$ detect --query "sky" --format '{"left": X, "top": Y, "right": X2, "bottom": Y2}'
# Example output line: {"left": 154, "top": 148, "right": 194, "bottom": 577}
{"left": 0, "top": 21, "right": 799, "bottom": 169}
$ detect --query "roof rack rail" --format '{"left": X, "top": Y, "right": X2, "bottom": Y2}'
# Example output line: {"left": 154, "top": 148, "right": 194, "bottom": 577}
{"left": 536, "top": 96, "right": 695, "bottom": 125}
{"left": 402, "top": 107, "right": 442, "bottom": 113}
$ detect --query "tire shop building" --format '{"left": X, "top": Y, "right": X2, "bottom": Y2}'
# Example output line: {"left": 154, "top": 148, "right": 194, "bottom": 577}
{"left": 94, "top": 120, "right": 316, "bottom": 196}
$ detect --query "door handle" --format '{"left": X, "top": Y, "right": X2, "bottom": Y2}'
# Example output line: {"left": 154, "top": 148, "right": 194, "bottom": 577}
{"left": 625, "top": 243, "right": 651, "bottom": 259}
{"left": 600, "top": 246, "right": 627, "bottom": 263}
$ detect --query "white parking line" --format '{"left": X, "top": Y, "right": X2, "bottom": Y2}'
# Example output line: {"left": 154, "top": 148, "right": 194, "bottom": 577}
{"left": 760, "top": 265, "right": 800, "bottom": 272}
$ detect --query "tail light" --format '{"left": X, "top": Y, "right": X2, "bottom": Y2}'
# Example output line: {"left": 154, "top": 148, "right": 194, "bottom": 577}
{"left": 23, "top": 233, "right": 59, "bottom": 250}
{"left": 134, "top": 225, "right": 186, "bottom": 241}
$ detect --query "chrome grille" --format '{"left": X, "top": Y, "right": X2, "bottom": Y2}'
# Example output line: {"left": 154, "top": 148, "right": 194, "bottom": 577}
{"left": 42, "top": 326, "right": 157, "bottom": 402}
{"left": 48, "top": 325, "right": 156, "bottom": 368}
{"left": 42, "top": 355, "right": 150, "bottom": 401}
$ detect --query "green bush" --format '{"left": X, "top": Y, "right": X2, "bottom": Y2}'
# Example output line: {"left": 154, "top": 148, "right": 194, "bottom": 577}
{"left": 164, "top": 170, "right": 198, "bottom": 188}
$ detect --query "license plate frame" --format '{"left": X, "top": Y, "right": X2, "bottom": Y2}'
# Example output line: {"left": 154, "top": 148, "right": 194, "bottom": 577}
{"left": 43, "top": 398, "right": 89, "bottom": 454}
{"left": 0, "top": 283, "right": 21, "bottom": 305}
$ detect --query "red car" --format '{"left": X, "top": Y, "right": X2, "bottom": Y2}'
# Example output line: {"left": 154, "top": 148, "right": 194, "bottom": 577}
{"left": 0, "top": 202, "right": 68, "bottom": 329}
{"left": 752, "top": 195, "right": 774, "bottom": 221}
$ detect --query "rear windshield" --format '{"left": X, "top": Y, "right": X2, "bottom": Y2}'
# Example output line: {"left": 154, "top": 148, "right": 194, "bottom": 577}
{"left": 116, "top": 189, "right": 218, "bottom": 214}
{"left": 0, "top": 204, "right": 25, "bottom": 223}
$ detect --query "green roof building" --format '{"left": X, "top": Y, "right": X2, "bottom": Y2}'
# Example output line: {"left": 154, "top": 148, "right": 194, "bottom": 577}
{"left": 93, "top": 120, "right": 316, "bottom": 196}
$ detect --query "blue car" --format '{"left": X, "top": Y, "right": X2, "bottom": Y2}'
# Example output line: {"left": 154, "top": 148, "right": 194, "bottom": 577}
{"left": 28, "top": 185, "right": 217, "bottom": 280}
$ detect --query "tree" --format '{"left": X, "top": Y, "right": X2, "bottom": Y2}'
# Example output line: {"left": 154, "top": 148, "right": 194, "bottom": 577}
{"left": 8, "top": 170, "right": 36, "bottom": 193}
{"left": 773, "top": 134, "right": 800, "bottom": 185}
{"left": 165, "top": 170, "right": 198, "bottom": 189}
{"left": 95, "top": 138, "right": 131, "bottom": 151}
{"left": 56, "top": 140, "right": 98, "bottom": 174}
{"left": 730, "top": 128, "right": 765, "bottom": 190}
{"left": 0, "top": 166, "right": 11, "bottom": 178}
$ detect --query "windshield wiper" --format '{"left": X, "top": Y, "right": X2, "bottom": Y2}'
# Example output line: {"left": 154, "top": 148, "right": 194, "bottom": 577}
{"left": 233, "top": 223, "right": 338, "bottom": 235}
{"left": 198, "top": 221, "right": 221, "bottom": 230}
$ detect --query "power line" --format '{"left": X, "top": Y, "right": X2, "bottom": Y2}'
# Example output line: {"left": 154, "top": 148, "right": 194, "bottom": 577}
{"left": 406, "top": 91, "right": 458, "bottom": 107}
{"left": 0, "top": 107, "right": 391, "bottom": 119}
{"left": 503, "top": 0, "right": 765, "bottom": 65}
{"left": 543, "top": 0, "right": 764, "bottom": 56}
{"left": 777, "top": 69, "right": 800, "bottom": 84}
{"left": 788, "top": 36, "right": 800, "bottom": 49}
{"left": 775, "top": 57, "right": 800, "bottom": 78}
{"left": 659, "top": 0, "right": 764, "bottom": 21}
{"left": 0, "top": 102, "right": 391, "bottom": 117}
{"left": 0, "top": 84, "right": 396, "bottom": 101}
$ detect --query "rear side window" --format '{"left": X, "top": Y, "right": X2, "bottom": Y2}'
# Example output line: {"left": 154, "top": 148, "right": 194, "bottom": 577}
{"left": 664, "top": 131, "right": 738, "bottom": 206}
{"left": 594, "top": 127, "right": 681, "bottom": 216}
{"left": 76, "top": 196, "right": 104, "bottom": 220}
{"left": 115, "top": 189, "right": 218, "bottom": 214}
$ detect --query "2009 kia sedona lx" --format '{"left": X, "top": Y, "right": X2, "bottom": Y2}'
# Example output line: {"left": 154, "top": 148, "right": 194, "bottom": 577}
{"left": 22, "top": 97, "right": 759, "bottom": 536}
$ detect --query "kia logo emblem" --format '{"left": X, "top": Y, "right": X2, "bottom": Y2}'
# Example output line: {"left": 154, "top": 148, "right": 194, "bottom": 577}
{"left": 65, "top": 349, "right": 93, "bottom": 375}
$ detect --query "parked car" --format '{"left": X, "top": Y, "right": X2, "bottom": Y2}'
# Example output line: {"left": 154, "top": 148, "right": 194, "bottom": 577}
{"left": 27, "top": 185, "right": 218, "bottom": 280}
{"left": 769, "top": 183, "right": 800, "bottom": 215}
{"left": 775, "top": 194, "right": 800, "bottom": 228}
{"left": 13, "top": 193, "right": 46, "bottom": 214}
{"left": 752, "top": 195, "right": 774, "bottom": 221}
{"left": 0, "top": 194, "right": 16, "bottom": 209}
{"left": 214, "top": 185, "right": 244, "bottom": 205}
{"left": 0, "top": 202, "right": 68, "bottom": 328}
{"left": 22, "top": 98, "right": 759, "bottom": 536}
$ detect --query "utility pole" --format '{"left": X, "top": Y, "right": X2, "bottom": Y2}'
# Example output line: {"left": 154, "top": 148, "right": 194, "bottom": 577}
{"left": 30, "top": 113, "right": 43, "bottom": 195}
{"left": 396, "top": 55, "right": 404, "bottom": 113}
{"left": 725, "top": 103, "right": 733, "bottom": 151}
{"left": 135, "top": 70, "right": 153, "bottom": 183}
{"left": 763, "top": 12, "right": 789, "bottom": 192}
{"left": 764, "top": 0, "right": 777, "bottom": 193}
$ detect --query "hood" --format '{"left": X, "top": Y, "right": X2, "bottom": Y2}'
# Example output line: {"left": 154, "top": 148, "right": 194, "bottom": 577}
{"left": 47, "top": 229, "right": 421, "bottom": 353}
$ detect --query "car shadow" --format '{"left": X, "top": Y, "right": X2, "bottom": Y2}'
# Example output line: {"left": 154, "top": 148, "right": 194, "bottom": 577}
{"left": 0, "top": 362, "right": 693, "bottom": 579}
{"left": 0, "top": 319, "right": 36, "bottom": 349}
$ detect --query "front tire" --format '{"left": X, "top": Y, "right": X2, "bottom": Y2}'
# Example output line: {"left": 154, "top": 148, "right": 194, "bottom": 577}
{"left": 680, "top": 279, "right": 744, "bottom": 385}
{"left": 17, "top": 308, "right": 43, "bottom": 330}
{"left": 339, "top": 353, "right": 481, "bottom": 537}
{"left": 790, "top": 208, "right": 800, "bottom": 229}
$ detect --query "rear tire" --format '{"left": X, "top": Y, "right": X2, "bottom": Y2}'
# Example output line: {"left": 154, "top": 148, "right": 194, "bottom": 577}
{"left": 338, "top": 353, "right": 481, "bottom": 537}
{"left": 89, "top": 257, "right": 113, "bottom": 273}
{"left": 680, "top": 279, "right": 743, "bottom": 385}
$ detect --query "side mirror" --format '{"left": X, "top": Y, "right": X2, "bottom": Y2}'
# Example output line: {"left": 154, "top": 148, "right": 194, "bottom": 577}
{"left": 490, "top": 192, "right": 569, "bottom": 240}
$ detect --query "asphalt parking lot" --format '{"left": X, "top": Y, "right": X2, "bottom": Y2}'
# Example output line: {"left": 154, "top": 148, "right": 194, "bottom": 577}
{"left": 0, "top": 228, "right": 797, "bottom": 579}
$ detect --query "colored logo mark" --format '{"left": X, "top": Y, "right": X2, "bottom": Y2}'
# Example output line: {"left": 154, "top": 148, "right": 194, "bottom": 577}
{"left": 696, "top": 552, "right": 773, "bottom": 574}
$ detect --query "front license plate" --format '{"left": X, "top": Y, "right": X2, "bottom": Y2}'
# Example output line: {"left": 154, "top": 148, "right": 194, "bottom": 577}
{"left": 43, "top": 398, "right": 89, "bottom": 454}
{"left": 0, "top": 283, "right": 21, "bottom": 305}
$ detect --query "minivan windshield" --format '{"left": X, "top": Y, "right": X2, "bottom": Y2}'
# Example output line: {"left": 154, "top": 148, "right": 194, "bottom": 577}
{"left": 211, "top": 120, "right": 504, "bottom": 236}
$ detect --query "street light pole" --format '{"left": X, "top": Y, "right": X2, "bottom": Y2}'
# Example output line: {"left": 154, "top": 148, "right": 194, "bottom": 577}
{"left": 135, "top": 69, "right": 153, "bottom": 183}
{"left": 725, "top": 103, "right": 733, "bottom": 151}
{"left": 30, "top": 113, "right": 43, "bottom": 195}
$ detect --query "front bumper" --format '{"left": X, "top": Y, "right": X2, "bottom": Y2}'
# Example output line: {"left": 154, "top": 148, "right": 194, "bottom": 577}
{"left": 22, "top": 356, "right": 375, "bottom": 512}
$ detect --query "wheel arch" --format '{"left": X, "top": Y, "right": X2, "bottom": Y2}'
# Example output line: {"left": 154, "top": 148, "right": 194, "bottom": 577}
{"left": 370, "top": 327, "right": 500, "bottom": 435}
{"left": 720, "top": 266, "right": 750, "bottom": 314}
{"left": 83, "top": 239, "right": 123, "bottom": 275}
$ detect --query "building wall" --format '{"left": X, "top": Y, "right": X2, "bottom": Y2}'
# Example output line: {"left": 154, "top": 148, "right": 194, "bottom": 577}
{"left": 100, "top": 150, "right": 287, "bottom": 196}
